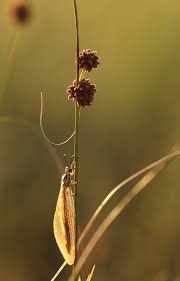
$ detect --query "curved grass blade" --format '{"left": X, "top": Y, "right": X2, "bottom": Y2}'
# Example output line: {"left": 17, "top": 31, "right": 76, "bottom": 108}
{"left": 79, "top": 150, "right": 180, "bottom": 244}
{"left": 68, "top": 151, "right": 180, "bottom": 281}
{"left": 86, "top": 265, "right": 96, "bottom": 281}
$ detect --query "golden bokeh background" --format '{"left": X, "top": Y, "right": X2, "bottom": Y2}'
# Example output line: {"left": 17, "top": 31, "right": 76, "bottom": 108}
{"left": 0, "top": 1, "right": 180, "bottom": 280}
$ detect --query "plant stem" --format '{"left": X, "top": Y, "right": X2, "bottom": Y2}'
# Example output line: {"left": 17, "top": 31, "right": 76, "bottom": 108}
{"left": 73, "top": 0, "right": 80, "bottom": 280}
{"left": 73, "top": 0, "right": 80, "bottom": 85}
{"left": 74, "top": 103, "right": 80, "bottom": 245}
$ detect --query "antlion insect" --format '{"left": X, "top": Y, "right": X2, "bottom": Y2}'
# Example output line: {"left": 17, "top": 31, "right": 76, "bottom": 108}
{"left": 53, "top": 155, "right": 76, "bottom": 265}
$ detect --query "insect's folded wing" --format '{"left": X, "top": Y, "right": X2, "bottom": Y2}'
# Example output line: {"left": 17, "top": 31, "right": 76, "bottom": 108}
{"left": 53, "top": 185, "right": 75, "bottom": 265}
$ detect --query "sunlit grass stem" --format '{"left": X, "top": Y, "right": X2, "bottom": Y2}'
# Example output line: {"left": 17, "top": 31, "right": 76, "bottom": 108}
{"left": 73, "top": 0, "right": 80, "bottom": 280}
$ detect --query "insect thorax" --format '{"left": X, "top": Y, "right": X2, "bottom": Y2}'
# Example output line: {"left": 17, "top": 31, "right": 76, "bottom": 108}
{"left": 62, "top": 170, "right": 71, "bottom": 187}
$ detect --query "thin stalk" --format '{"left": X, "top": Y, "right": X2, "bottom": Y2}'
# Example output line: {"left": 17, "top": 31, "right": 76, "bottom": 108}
{"left": 73, "top": 0, "right": 80, "bottom": 85}
{"left": 74, "top": 105, "right": 80, "bottom": 250}
{"left": 73, "top": 0, "right": 80, "bottom": 280}
{"left": 0, "top": 30, "right": 19, "bottom": 104}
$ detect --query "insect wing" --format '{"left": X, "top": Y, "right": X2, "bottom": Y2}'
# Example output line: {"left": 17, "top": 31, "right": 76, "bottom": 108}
{"left": 53, "top": 180, "right": 75, "bottom": 265}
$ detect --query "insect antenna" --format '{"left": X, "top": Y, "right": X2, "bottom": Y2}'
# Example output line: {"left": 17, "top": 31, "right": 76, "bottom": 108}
{"left": 63, "top": 154, "right": 70, "bottom": 167}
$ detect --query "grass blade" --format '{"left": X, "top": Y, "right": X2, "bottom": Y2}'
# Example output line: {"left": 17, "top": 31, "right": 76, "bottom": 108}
{"left": 69, "top": 151, "right": 180, "bottom": 281}
{"left": 79, "top": 150, "right": 180, "bottom": 244}
{"left": 86, "top": 265, "right": 96, "bottom": 281}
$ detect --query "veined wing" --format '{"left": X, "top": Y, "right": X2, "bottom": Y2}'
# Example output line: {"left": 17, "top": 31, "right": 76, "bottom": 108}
{"left": 53, "top": 181, "right": 75, "bottom": 265}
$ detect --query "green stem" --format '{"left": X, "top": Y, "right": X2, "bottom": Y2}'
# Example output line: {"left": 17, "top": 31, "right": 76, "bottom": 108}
{"left": 74, "top": 103, "right": 80, "bottom": 242}
{"left": 73, "top": 0, "right": 80, "bottom": 280}
{"left": 0, "top": 30, "right": 19, "bottom": 105}
{"left": 73, "top": 0, "right": 80, "bottom": 85}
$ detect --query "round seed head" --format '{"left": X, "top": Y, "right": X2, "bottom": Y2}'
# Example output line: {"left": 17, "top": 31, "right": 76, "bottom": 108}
{"left": 67, "top": 79, "right": 97, "bottom": 107}
{"left": 79, "top": 49, "right": 100, "bottom": 72}
{"left": 8, "top": 1, "right": 32, "bottom": 25}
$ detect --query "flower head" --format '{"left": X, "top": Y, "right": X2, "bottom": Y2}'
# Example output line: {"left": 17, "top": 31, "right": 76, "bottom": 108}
{"left": 67, "top": 79, "right": 97, "bottom": 107}
{"left": 79, "top": 49, "right": 99, "bottom": 72}
{"left": 8, "top": 1, "right": 32, "bottom": 25}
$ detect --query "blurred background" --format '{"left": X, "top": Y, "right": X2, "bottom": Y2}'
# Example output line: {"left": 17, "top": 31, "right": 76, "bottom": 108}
{"left": 0, "top": 0, "right": 180, "bottom": 280}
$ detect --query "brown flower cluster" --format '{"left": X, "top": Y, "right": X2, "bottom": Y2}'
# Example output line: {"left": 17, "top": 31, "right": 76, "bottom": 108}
{"left": 67, "top": 49, "right": 99, "bottom": 107}
{"left": 67, "top": 79, "right": 97, "bottom": 107}
{"left": 79, "top": 49, "right": 99, "bottom": 72}
{"left": 8, "top": 1, "right": 32, "bottom": 25}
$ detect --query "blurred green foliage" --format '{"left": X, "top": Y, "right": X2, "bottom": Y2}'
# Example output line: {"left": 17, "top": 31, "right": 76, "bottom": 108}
{"left": 0, "top": 0, "right": 180, "bottom": 280}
